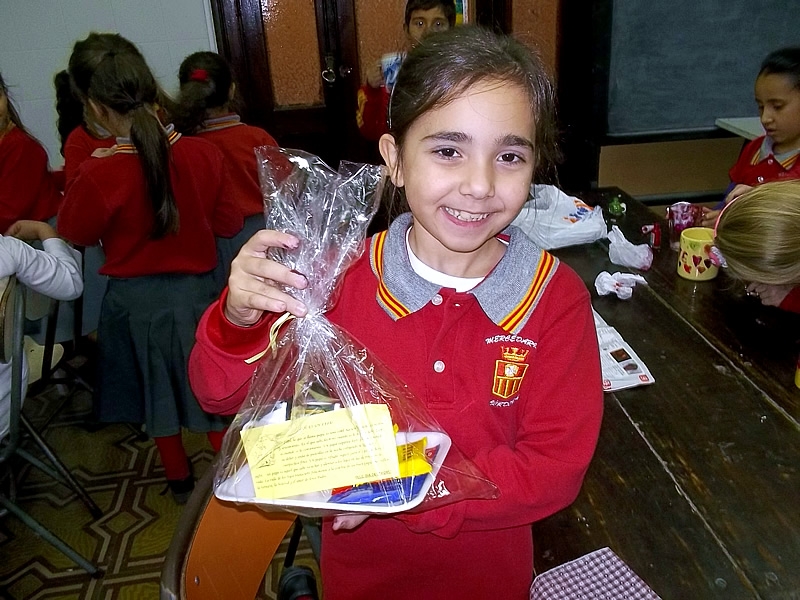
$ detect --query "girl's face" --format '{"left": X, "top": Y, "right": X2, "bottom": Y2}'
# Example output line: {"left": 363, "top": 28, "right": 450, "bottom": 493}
{"left": 381, "top": 79, "right": 535, "bottom": 278}
{"left": 755, "top": 73, "right": 800, "bottom": 154}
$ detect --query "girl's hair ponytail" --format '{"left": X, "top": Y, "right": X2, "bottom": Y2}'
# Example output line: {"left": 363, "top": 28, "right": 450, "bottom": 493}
{"left": 89, "top": 51, "right": 179, "bottom": 238}
{"left": 129, "top": 103, "right": 178, "bottom": 237}
{"left": 174, "top": 51, "right": 235, "bottom": 134}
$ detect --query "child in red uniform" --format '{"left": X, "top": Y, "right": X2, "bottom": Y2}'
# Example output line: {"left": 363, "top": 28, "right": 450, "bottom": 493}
{"left": 189, "top": 26, "right": 602, "bottom": 599}
{"left": 356, "top": 0, "right": 455, "bottom": 141}
{"left": 702, "top": 46, "right": 800, "bottom": 226}
{"left": 0, "top": 73, "right": 61, "bottom": 232}
{"left": 174, "top": 51, "right": 279, "bottom": 288}
{"left": 58, "top": 39, "right": 243, "bottom": 503}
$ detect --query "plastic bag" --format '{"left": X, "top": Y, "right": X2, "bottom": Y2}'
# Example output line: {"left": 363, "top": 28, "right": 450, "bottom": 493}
{"left": 607, "top": 226, "right": 653, "bottom": 271}
{"left": 213, "top": 147, "right": 498, "bottom": 517}
{"left": 511, "top": 184, "right": 607, "bottom": 249}
{"left": 594, "top": 271, "right": 647, "bottom": 300}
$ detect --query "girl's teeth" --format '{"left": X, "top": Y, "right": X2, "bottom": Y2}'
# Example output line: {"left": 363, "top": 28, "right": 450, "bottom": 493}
{"left": 445, "top": 208, "right": 487, "bottom": 222}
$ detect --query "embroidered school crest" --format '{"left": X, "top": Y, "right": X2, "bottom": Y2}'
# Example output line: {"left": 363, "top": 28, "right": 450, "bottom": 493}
{"left": 492, "top": 346, "right": 530, "bottom": 398}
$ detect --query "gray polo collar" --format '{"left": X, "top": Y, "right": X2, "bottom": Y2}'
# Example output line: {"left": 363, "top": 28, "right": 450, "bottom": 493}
{"left": 369, "top": 212, "right": 559, "bottom": 333}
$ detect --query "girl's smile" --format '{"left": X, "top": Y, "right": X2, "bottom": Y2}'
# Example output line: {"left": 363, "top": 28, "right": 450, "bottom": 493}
{"left": 381, "top": 79, "right": 536, "bottom": 278}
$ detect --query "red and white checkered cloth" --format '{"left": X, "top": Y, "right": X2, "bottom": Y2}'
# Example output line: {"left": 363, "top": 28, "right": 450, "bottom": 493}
{"left": 531, "top": 547, "right": 662, "bottom": 599}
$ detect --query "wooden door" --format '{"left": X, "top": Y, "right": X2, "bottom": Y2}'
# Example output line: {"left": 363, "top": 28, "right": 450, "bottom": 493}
{"left": 209, "top": 0, "right": 510, "bottom": 168}
{"left": 210, "top": 0, "right": 369, "bottom": 167}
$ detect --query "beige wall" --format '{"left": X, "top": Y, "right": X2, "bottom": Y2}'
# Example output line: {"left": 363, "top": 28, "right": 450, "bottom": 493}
{"left": 598, "top": 138, "right": 744, "bottom": 198}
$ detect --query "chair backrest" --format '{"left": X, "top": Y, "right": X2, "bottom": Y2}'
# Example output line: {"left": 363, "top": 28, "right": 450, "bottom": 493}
{"left": 161, "top": 462, "right": 296, "bottom": 600}
{"left": 0, "top": 275, "right": 25, "bottom": 463}
{"left": 0, "top": 275, "right": 18, "bottom": 364}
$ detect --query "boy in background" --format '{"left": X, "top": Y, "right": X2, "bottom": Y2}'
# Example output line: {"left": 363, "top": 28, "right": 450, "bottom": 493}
{"left": 356, "top": 0, "right": 456, "bottom": 141}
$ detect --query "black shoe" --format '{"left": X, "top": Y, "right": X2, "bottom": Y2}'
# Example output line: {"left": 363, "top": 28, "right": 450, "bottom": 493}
{"left": 161, "top": 474, "right": 195, "bottom": 504}
{"left": 278, "top": 565, "right": 319, "bottom": 600}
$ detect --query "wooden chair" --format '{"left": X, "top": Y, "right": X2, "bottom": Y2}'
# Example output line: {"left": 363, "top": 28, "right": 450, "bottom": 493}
{"left": 160, "top": 460, "right": 314, "bottom": 600}
{"left": 0, "top": 275, "right": 102, "bottom": 576}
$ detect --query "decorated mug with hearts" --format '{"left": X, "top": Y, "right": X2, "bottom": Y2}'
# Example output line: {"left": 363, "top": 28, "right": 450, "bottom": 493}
{"left": 677, "top": 227, "right": 718, "bottom": 281}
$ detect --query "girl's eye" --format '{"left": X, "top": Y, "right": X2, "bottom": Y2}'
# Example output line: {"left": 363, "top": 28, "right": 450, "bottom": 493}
{"left": 434, "top": 147, "right": 459, "bottom": 159}
{"left": 499, "top": 152, "right": 524, "bottom": 164}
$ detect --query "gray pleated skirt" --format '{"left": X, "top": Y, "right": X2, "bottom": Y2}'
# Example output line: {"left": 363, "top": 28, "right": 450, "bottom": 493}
{"left": 95, "top": 271, "right": 227, "bottom": 437}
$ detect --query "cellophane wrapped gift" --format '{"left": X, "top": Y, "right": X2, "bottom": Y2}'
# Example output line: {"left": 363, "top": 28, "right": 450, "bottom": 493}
{"left": 213, "top": 147, "right": 498, "bottom": 517}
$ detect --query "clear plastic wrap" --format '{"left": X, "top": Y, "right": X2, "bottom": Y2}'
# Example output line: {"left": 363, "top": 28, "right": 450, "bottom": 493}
{"left": 213, "top": 147, "right": 498, "bottom": 516}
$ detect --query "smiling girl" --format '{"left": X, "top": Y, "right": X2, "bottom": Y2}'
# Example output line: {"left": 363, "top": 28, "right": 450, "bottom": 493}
{"left": 189, "top": 26, "right": 603, "bottom": 600}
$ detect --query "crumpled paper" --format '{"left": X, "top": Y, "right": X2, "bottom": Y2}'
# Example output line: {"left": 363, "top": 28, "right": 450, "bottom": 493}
{"left": 607, "top": 225, "right": 653, "bottom": 270}
{"left": 594, "top": 271, "right": 648, "bottom": 300}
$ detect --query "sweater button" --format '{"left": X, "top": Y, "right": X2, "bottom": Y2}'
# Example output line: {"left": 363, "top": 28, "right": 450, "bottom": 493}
{"left": 757, "top": 176, "right": 764, "bottom": 183}
{"left": 432, "top": 294, "right": 443, "bottom": 306}
{"left": 433, "top": 360, "right": 445, "bottom": 373}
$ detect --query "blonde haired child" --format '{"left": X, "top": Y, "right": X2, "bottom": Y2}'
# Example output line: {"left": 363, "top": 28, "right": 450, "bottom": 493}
{"left": 714, "top": 179, "right": 800, "bottom": 311}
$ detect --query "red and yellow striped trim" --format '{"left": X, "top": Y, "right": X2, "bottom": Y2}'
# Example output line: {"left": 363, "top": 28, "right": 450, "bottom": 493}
{"left": 751, "top": 147, "right": 800, "bottom": 170}
{"left": 113, "top": 129, "right": 182, "bottom": 154}
{"left": 780, "top": 153, "right": 799, "bottom": 170}
{"left": 199, "top": 115, "right": 243, "bottom": 132}
{"left": 498, "top": 250, "right": 556, "bottom": 333}
{"left": 372, "top": 230, "right": 411, "bottom": 319}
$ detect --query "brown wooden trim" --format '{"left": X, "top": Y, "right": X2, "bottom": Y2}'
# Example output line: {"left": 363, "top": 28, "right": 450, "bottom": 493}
{"left": 209, "top": 0, "right": 275, "bottom": 131}
{"left": 475, "top": 0, "right": 512, "bottom": 33}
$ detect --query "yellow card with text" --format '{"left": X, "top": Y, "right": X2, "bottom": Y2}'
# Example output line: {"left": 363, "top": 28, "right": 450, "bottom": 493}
{"left": 240, "top": 404, "right": 400, "bottom": 499}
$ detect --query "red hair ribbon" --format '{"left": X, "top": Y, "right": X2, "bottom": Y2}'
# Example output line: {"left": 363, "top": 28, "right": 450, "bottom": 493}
{"left": 190, "top": 69, "right": 208, "bottom": 82}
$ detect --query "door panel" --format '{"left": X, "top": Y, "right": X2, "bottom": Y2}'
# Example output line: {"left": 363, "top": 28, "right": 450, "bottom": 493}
{"left": 210, "top": 0, "right": 507, "bottom": 168}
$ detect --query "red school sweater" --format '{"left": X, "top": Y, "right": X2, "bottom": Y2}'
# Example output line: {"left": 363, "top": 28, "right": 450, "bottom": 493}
{"left": 195, "top": 116, "right": 278, "bottom": 218}
{"left": 188, "top": 214, "right": 603, "bottom": 600}
{"left": 0, "top": 125, "right": 61, "bottom": 232}
{"left": 58, "top": 135, "right": 243, "bottom": 277}
{"left": 62, "top": 125, "right": 115, "bottom": 192}
{"left": 728, "top": 135, "right": 800, "bottom": 187}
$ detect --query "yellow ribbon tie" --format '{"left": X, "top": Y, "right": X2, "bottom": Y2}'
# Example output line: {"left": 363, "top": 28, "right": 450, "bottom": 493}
{"left": 244, "top": 312, "right": 295, "bottom": 364}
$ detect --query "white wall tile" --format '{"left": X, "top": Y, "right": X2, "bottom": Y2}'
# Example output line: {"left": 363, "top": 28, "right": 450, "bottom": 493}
{"left": 111, "top": 0, "right": 167, "bottom": 44}
{"left": 58, "top": 0, "right": 117, "bottom": 42}
{"left": 161, "top": 0, "right": 209, "bottom": 40}
{"left": 1, "top": 0, "right": 216, "bottom": 168}
{"left": 15, "top": 1, "right": 72, "bottom": 49}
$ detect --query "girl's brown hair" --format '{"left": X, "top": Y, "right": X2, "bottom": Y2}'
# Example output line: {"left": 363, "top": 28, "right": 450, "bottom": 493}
{"left": 174, "top": 51, "right": 236, "bottom": 135}
{"left": 75, "top": 44, "right": 179, "bottom": 238}
{"left": 385, "top": 25, "right": 560, "bottom": 219}
{"left": 714, "top": 180, "right": 800, "bottom": 285}
{"left": 1, "top": 72, "right": 29, "bottom": 134}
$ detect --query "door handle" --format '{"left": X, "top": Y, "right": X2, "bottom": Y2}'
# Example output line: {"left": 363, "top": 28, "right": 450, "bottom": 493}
{"left": 321, "top": 55, "right": 336, "bottom": 84}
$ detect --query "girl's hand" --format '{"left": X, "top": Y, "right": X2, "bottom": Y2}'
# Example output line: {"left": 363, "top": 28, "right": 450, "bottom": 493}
{"left": 702, "top": 184, "right": 754, "bottom": 228}
{"left": 366, "top": 61, "right": 384, "bottom": 88}
{"left": 700, "top": 207, "right": 720, "bottom": 228}
{"left": 724, "top": 184, "right": 752, "bottom": 206}
{"left": 746, "top": 282, "right": 795, "bottom": 308}
{"left": 332, "top": 514, "right": 370, "bottom": 531}
{"left": 224, "top": 230, "right": 308, "bottom": 327}
{"left": 5, "top": 220, "right": 58, "bottom": 241}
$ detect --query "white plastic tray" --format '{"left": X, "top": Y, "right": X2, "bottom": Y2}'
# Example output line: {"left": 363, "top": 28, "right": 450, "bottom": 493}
{"left": 215, "top": 430, "right": 451, "bottom": 514}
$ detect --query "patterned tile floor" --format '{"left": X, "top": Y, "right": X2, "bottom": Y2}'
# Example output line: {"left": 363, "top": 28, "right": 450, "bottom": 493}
{"left": 0, "top": 368, "right": 319, "bottom": 599}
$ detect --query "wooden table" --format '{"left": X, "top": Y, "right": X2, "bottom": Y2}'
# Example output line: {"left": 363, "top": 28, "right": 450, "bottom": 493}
{"left": 533, "top": 188, "right": 800, "bottom": 599}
